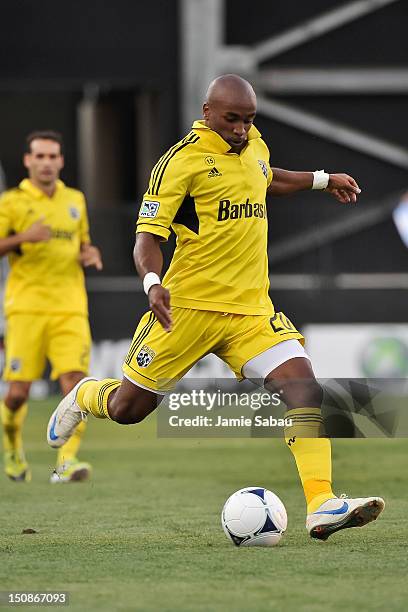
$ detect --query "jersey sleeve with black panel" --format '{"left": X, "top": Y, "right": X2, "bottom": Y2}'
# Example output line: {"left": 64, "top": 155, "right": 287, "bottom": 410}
{"left": 136, "top": 131, "right": 199, "bottom": 241}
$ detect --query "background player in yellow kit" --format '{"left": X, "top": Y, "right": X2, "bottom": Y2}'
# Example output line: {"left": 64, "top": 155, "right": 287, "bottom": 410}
{"left": 48, "top": 76, "right": 384, "bottom": 539}
{"left": 1, "top": 130, "right": 102, "bottom": 482}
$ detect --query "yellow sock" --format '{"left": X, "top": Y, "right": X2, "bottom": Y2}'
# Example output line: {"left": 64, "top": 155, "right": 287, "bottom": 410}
{"left": 1, "top": 401, "right": 28, "bottom": 453}
{"left": 284, "top": 407, "right": 335, "bottom": 514}
{"left": 57, "top": 419, "right": 87, "bottom": 466}
{"left": 76, "top": 379, "right": 121, "bottom": 420}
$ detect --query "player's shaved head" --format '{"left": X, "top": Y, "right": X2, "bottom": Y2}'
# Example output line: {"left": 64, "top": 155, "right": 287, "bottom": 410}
{"left": 206, "top": 74, "right": 256, "bottom": 108}
{"left": 203, "top": 74, "right": 257, "bottom": 153}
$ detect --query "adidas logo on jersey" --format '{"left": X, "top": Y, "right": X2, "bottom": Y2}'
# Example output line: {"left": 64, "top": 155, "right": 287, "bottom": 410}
{"left": 208, "top": 167, "right": 222, "bottom": 178}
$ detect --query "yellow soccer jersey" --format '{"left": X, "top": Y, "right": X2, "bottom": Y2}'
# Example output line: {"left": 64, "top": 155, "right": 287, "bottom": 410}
{"left": 136, "top": 120, "right": 274, "bottom": 316}
{"left": 0, "top": 179, "right": 90, "bottom": 316}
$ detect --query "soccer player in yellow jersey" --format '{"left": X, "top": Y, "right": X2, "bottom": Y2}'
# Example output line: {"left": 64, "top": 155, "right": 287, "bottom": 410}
{"left": 1, "top": 130, "right": 102, "bottom": 483}
{"left": 48, "top": 76, "right": 384, "bottom": 539}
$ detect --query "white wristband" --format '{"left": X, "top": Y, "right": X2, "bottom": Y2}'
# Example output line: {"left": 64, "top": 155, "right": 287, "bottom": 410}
{"left": 143, "top": 272, "right": 161, "bottom": 295}
{"left": 312, "top": 170, "right": 330, "bottom": 190}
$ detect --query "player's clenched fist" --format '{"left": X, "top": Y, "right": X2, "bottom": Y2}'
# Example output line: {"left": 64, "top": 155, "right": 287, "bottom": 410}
{"left": 148, "top": 284, "right": 172, "bottom": 332}
{"left": 22, "top": 218, "right": 52, "bottom": 243}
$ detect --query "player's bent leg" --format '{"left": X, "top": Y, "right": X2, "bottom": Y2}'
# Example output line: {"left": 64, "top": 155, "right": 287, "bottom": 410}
{"left": 103, "top": 377, "right": 161, "bottom": 424}
{"left": 47, "top": 376, "right": 160, "bottom": 448}
{"left": 77, "top": 376, "right": 159, "bottom": 424}
{"left": 47, "top": 307, "right": 228, "bottom": 446}
{"left": 1, "top": 381, "right": 31, "bottom": 482}
{"left": 54, "top": 371, "right": 92, "bottom": 483}
{"left": 47, "top": 376, "right": 97, "bottom": 448}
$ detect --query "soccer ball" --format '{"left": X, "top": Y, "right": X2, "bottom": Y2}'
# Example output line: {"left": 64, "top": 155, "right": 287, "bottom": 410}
{"left": 221, "top": 486, "right": 287, "bottom": 547}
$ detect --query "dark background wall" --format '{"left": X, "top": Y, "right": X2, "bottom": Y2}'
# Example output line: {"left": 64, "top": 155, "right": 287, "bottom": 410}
{"left": 0, "top": 0, "right": 180, "bottom": 191}
{"left": 0, "top": 0, "right": 179, "bottom": 82}
{"left": 226, "top": 0, "right": 408, "bottom": 63}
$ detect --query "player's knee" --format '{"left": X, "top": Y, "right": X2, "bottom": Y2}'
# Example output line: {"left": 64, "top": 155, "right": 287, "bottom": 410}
{"left": 303, "top": 380, "right": 324, "bottom": 407}
{"left": 282, "top": 379, "right": 323, "bottom": 409}
{"left": 6, "top": 391, "right": 29, "bottom": 411}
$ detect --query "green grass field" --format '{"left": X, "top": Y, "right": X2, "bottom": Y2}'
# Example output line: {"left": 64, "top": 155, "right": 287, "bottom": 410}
{"left": 1, "top": 399, "right": 407, "bottom": 611}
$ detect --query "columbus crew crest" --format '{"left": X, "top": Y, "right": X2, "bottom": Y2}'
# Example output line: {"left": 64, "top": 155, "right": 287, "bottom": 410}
{"left": 258, "top": 159, "right": 268, "bottom": 179}
{"left": 10, "top": 358, "right": 21, "bottom": 372}
{"left": 136, "top": 345, "right": 156, "bottom": 368}
{"left": 69, "top": 205, "right": 80, "bottom": 219}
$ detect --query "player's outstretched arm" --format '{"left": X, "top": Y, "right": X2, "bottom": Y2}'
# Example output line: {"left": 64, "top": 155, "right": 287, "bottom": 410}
{"left": 79, "top": 243, "right": 103, "bottom": 270}
{"left": 134, "top": 232, "right": 172, "bottom": 332}
{"left": 0, "top": 217, "right": 51, "bottom": 257}
{"left": 268, "top": 168, "right": 361, "bottom": 203}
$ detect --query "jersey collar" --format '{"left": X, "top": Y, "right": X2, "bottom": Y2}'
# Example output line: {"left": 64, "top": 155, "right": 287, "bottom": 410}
{"left": 19, "top": 178, "right": 65, "bottom": 199}
{"left": 191, "top": 120, "right": 261, "bottom": 154}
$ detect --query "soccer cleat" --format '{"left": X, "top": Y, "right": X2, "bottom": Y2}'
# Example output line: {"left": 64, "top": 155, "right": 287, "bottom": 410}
{"left": 50, "top": 458, "right": 92, "bottom": 484}
{"left": 47, "top": 377, "right": 96, "bottom": 448}
{"left": 306, "top": 496, "right": 385, "bottom": 541}
{"left": 4, "top": 449, "right": 31, "bottom": 482}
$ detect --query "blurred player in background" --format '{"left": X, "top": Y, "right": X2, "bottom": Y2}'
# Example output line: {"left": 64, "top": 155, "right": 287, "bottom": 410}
{"left": 48, "top": 76, "right": 384, "bottom": 539}
{"left": 0, "top": 161, "right": 8, "bottom": 343}
{"left": 0, "top": 131, "right": 102, "bottom": 483}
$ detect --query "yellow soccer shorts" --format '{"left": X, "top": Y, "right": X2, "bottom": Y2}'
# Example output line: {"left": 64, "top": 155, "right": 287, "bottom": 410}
{"left": 123, "top": 307, "right": 304, "bottom": 392}
{"left": 3, "top": 313, "right": 91, "bottom": 381}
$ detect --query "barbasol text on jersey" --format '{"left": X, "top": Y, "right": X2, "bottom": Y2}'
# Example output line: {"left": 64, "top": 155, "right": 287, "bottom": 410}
{"left": 217, "top": 199, "right": 266, "bottom": 221}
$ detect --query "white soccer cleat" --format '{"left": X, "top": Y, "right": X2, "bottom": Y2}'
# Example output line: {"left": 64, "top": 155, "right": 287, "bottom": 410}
{"left": 47, "top": 377, "right": 96, "bottom": 448}
{"left": 306, "top": 496, "right": 385, "bottom": 541}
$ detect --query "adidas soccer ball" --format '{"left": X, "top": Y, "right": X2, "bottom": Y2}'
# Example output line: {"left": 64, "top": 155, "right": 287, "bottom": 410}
{"left": 221, "top": 486, "right": 287, "bottom": 547}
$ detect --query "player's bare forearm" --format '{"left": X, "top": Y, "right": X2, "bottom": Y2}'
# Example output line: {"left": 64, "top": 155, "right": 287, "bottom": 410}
{"left": 267, "top": 168, "right": 361, "bottom": 204}
{"left": 134, "top": 232, "right": 164, "bottom": 278}
{"left": 134, "top": 232, "right": 172, "bottom": 332}
{"left": 0, "top": 233, "right": 26, "bottom": 257}
{"left": 267, "top": 168, "right": 313, "bottom": 196}
{"left": 0, "top": 219, "right": 52, "bottom": 257}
